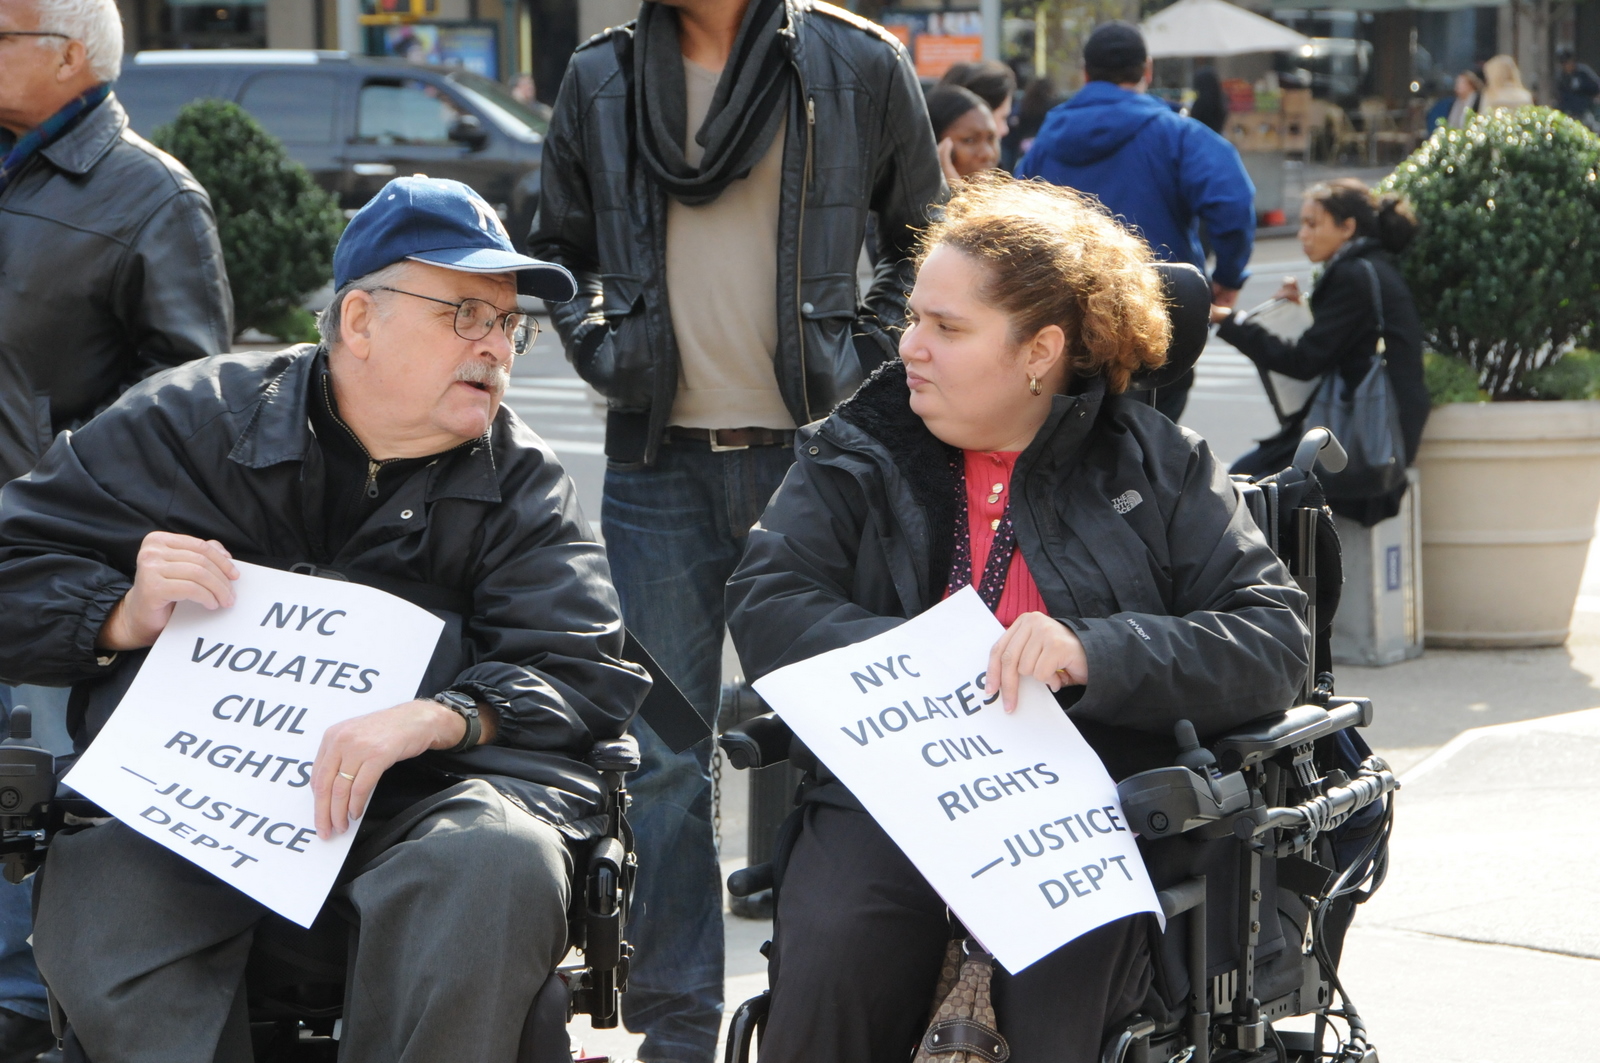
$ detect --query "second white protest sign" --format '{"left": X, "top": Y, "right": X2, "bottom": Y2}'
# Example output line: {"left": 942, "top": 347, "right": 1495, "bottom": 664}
{"left": 65, "top": 562, "right": 445, "bottom": 927}
{"left": 752, "top": 586, "right": 1162, "bottom": 973}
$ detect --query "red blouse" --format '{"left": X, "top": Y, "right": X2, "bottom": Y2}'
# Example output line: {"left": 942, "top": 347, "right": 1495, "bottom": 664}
{"left": 954, "top": 450, "right": 1049, "bottom": 627}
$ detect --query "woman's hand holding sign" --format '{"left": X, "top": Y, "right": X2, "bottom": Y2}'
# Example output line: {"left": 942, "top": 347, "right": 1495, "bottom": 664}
{"left": 985, "top": 612, "right": 1088, "bottom": 714}
{"left": 311, "top": 699, "right": 500, "bottom": 838}
{"left": 98, "top": 532, "right": 241, "bottom": 651}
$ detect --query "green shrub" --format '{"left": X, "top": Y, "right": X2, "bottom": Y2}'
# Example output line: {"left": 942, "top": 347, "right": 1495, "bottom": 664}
{"left": 1424, "top": 350, "right": 1489, "bottom": 405}
{"left": 1522, "top": 347, "right": 1600, "bottom": 400}
{"left": 1381, "top": 107, "right": 1600, "bottom": 399}
{"left": 152, "top": 100, "right": 345, "bottom": 342}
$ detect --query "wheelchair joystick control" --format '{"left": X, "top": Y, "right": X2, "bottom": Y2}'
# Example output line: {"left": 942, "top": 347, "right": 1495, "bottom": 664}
{"left": 1173, "top": 720, "right": 1227, "bottom": 807}
{"left": 6, "top": 708, "right": 32, "bottom": 744}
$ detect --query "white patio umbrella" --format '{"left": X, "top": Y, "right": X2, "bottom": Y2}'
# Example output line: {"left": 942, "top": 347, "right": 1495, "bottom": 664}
{"left": 1140, "top": 0, "right": 1310, "bottom": 58}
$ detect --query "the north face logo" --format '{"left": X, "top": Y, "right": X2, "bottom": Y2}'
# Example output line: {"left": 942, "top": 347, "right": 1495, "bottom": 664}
{"left": 1111, "top": 490, "right": 1143, "bottom": 515}
{"left": 468, "top": 195, "right": 510, "bottom": 240}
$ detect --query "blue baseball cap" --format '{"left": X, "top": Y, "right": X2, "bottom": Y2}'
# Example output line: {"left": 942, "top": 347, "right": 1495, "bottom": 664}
{"left": 333, "top": 176, "right": 577, "bottom": 302}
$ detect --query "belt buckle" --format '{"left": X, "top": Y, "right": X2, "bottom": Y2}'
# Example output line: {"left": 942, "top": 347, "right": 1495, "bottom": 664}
{"left": 708, "top": 429, "right": 750, "bottom": 452}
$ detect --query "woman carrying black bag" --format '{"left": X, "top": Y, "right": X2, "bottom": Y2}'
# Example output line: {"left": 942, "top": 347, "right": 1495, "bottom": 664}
{"left": 1214, "top": 179, "right": 1428, "bottom": 526}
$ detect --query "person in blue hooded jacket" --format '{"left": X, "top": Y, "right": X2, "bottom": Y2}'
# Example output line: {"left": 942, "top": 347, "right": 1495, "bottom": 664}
{"left": 1018, "top": 21, "right": 1255, "bottom": 420}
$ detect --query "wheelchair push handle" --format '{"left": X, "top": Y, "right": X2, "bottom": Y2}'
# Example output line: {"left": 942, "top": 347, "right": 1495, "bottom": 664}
{"left": 1245, "top": 755, "right": 1398, "bottom": 840}
{"left": 1292, "top": 427, "right": 1347, "bottom": 476}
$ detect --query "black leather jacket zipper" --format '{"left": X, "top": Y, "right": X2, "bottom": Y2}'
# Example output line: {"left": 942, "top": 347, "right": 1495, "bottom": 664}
{"left": 321, "top": 375, "right": 401, "bottom": 499}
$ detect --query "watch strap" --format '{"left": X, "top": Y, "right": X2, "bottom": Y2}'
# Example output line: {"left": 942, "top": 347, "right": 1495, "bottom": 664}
{"left": 434, "top": 691, "right": 482, "bottom": 753}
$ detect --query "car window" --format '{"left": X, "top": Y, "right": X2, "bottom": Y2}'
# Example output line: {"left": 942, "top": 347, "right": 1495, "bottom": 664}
{"left": 356, "top": 79, "right": 465, "bottom": 145}
{"left": 238, "top": 72, "right": 340, "bottom": 145}
{"left": 448, "top": 71, "right": 548, "bottom": 140}
{"left": 114, "top": 69, "right": 224, "bottom": 135}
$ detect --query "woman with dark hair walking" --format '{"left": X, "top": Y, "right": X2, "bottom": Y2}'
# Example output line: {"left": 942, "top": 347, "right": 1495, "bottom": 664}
{"left": 1214, "top": 178, "right": 1428, "bottom": 525}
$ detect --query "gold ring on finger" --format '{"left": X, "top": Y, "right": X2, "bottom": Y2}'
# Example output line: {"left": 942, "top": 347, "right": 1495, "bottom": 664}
{"left": 338, "top": 771, "right": 357, "bottom": 782}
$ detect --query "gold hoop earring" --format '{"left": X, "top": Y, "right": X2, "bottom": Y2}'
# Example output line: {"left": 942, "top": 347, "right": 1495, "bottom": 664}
{"left": 1028, "top": 376, "right": 1042, "bottom": 396}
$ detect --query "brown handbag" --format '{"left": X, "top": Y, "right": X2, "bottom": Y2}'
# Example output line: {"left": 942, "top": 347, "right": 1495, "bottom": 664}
{"left": 911, "top": 938, "right": 1011, "bottom": 1063}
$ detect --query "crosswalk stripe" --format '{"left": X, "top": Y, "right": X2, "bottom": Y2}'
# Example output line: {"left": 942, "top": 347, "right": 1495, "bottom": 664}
{"left": 542, "top": 439, "right": 606, "bottom": 455}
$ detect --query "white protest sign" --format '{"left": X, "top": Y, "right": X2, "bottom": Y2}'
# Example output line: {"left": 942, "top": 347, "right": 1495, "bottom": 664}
{"left": 752, "top": 586, "right": 1162, "bottom": 974}
{"left": 65, "top": 562, "right": 445, "bottom": 927}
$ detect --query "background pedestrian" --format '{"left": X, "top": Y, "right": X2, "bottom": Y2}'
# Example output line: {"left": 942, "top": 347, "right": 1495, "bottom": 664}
{"left": 1426, "top": 69, "right": 1483, "bottom": 130}
{"left": 1214, "top": 179, "right": 1427, "bottom": 526}
{"left": 938, "top": 60, "right": 1017, "bottom": 141}
{"left": 1556, "top": 46, "right": 1600, "bottom": 121}
{"left": 927, "top": 84, "right": 1000, "bottom": 182}
{"left": 1480, "top": 54, "right": 1534, "bottom": 111}
{"left": 0, "top": 0, "right": 231, "bottom": 1055}
{"left": 1188, "top": 68, "right": 1227, "bottom": 134}
{"left": 528, "top": 0, "right": 943, "bottom": 1057}
{"left": 1017, "top": 20, "right": 1254, "bottom": 423}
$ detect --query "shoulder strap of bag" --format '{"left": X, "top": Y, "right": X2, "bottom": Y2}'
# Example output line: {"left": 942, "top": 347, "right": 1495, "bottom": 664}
{"left": 1358, "top": 257, "right": 1386, "bottom": 356}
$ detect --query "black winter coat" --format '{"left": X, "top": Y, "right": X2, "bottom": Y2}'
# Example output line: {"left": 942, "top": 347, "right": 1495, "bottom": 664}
{"left": 726, "top": 362, "right": 1310, "bottom": 782}
{"left": 0, "top": 348, "right": 649, "bottom": 833}
{"left": 529, "top": 0, "right": 946, "bottom": 465}
{"left": 1217, "top": 238, "right": 1428, "bottom": 525}
{"left": 0, "top": 95, "right": 232, "bottom": 482}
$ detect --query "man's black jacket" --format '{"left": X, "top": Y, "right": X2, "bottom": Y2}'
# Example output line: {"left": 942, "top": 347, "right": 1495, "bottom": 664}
{"left": 529, "top": 0, "right": 946, "bottom": 464}
{"left": 0, "top": 94, "right": 232, "bottom": 481}
{"left": 0, "top": 347, "right": 649, "bottom": 833}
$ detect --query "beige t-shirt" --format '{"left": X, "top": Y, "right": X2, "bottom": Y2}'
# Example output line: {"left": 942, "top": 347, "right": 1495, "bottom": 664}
{"left": 666, "top": 58, "right": 793, "bottom": 430}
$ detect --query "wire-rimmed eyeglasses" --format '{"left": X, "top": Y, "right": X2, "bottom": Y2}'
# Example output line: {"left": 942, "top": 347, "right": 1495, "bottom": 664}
{"left": 370, "top": 286, "right": 539, "bottom": 355}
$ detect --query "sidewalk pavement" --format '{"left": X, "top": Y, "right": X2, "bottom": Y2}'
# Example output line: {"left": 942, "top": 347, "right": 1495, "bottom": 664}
{"left": 570, "top": 603, "right": 1600, "bottom": 1062}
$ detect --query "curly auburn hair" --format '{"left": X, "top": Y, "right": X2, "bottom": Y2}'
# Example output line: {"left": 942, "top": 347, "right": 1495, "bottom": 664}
{"left": 914, "top": 174, "right": 1170, "bottom": 394}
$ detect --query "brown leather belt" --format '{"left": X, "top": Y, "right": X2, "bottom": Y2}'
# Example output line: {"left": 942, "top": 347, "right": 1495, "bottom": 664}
{"left": 665, "top": 426, "right": 795, "bottom": 451}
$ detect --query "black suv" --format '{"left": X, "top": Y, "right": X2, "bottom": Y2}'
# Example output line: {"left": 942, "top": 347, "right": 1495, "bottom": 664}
{"left": 115, "top": 50, "right": 549, "bottom": 247}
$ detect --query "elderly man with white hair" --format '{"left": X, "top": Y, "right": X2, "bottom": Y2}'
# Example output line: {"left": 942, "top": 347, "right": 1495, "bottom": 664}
{"left": 0, "top": 0, "right": 230, "bottom": 1056}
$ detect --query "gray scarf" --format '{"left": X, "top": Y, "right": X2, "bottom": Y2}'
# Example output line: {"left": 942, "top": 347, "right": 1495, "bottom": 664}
{"left": 632, "top": 0, "right": 792, "bottom": 206}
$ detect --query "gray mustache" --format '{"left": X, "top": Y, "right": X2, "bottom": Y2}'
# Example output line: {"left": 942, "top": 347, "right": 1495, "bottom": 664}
{"left": 455, "top": 360, "right": 511, "bottom": 399}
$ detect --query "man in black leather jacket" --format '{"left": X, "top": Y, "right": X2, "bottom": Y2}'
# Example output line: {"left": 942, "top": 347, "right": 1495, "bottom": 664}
{"left": 0, "top": 2, "right": 231, "bottom": 1054}
{"left": 0, "top": 6, "right": 231, "bottom": 475}
{"left": 0, "top": 177, "right": 649, "bottom": 1063}
{"left": 529, "top": 1, "right": 943, "bottom": 1056}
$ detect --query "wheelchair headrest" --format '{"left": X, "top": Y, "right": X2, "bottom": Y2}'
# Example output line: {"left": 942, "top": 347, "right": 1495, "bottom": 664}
{"left": 1126, "top": 262, "right": 1211, "bottom": 394}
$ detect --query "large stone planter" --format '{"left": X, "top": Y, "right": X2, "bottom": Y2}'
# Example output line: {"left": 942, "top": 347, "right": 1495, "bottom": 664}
{"left": 1416, "top": 400, "right": 1600, "bottom": 647}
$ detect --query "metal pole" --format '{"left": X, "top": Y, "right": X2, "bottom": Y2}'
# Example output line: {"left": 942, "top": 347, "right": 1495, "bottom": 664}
{"left": 337, "top": 0, "right": 361, "bottom": 55}
{"left": 981, "top": 0, "right": 1001, "bottom": 62}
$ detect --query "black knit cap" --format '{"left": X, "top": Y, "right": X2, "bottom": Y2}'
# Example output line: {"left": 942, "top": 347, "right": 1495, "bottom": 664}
{"left": 1083, "top": 21, "right": 1147, "bottom": 70}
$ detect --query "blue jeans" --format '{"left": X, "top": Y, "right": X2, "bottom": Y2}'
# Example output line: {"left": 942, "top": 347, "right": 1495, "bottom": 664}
{"left": 603, "top": 441, "right": 794, "bottom": 1063}
{"left": 0, "top": 684, "right": 72, "bottom": 1023}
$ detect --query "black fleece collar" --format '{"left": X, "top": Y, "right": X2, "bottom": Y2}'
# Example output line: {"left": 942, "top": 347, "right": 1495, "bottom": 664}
{"left": 823, "top": 360, "right": 1109, "bottom": 592}
{"left": 227, "top": 346, "right": 502, "bottom": 504}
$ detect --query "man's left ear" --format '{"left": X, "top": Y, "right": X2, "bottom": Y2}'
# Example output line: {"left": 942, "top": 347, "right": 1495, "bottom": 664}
{"left": 57, "top": 40, "right": 90, "bottom": 82}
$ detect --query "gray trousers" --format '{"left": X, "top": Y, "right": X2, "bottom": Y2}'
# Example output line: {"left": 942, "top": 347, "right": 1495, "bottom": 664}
{"left": 33, "top": 779, "right": 571, "bottom": 1063}
{"left": 761, "top": 803, "right": 1153, "bottom": 1063}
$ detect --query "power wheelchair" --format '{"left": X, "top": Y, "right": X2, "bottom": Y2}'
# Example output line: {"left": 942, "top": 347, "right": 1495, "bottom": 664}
{"left": 715, "top": 265, "right": 1400, "bottom": 1063}
{"left": 0, "top": 651, "right": 666, "bottom": 1063}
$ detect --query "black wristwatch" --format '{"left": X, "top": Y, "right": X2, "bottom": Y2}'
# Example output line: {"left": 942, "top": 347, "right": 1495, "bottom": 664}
{"left": 433, "top": 690, "right": 482, "bottom": 753}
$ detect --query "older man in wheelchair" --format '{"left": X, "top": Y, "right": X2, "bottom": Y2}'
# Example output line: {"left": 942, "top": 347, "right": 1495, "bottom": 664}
{"left": 720, "top": 176, "right": 1396, "bottom": 1063}
{"left": 0, "top": 177, "right": 650, "bottom": 1063}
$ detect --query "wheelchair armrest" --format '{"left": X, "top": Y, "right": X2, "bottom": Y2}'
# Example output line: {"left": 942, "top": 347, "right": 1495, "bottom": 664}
{"left": 719, "top": 712, "right": 793, "bottom": 770}
{"left": 1211, "top": 698, "right": 1372, "bottom": 771}
{"left": 588, "top": 736, "right": 641, "bottom": 773}
{"left": 1117, "top": 765, "right": 1252, "bottom": 840}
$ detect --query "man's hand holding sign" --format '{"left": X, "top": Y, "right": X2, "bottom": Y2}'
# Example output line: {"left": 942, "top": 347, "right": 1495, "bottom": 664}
{"left": 72, "top": 537, "right": 446, "bottom": 926}
{"left": 94, "top": 531, "right": 484, "bottom": 838}
{"left": 752, "top": 587, "right": 1162, "bottom": 975}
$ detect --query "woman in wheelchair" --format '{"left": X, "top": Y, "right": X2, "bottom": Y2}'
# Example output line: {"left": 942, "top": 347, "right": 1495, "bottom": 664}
{"left": 725, "top": 176, "right": 1312, "bottom": 1063}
